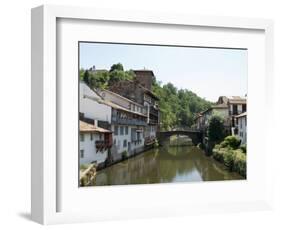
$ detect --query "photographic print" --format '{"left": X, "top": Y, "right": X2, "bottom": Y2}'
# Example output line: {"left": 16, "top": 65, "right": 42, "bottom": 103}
{"left": 79, "top": 42, "right": 247, "bottom": 187}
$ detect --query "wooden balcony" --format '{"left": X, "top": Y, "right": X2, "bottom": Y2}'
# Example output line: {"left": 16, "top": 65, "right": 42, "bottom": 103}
{"left": 95, "top": 140, "right": 112, "bottom": 152}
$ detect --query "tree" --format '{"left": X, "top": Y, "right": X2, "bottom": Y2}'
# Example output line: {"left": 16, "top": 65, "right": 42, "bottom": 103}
{"left": 109, "top": 63, "right": 124, "bottom": 72}
{"left": 79, "top": 68, "right": 85, "bottom": 80}
{"left": 208, "top": 115, "right": 225, "bottom": 143}
{"left": 83, "top": 70, "right": 90, "bottom": 85}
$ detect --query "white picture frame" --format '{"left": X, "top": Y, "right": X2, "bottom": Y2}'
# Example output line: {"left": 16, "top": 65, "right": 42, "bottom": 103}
{"left": 31, "top": 5, "right": 274, "bottom": 225}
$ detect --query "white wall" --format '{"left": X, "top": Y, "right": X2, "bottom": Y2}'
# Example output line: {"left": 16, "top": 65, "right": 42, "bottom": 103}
{"left": 3, "top": 0, "right": 281, "bottom": 229}
{"left": 80, "top": 82, "right": 111, "bottom": 122}
{"left": 111, "top": 124, "right": 144, "bottom": 155}
{"left": 237, "top": 116, "right": 247, "bottom": 145}
{"left": 79, "top": 133, "right": 108, "bottom": 165}
{"left": 101, "top": 90, "right": 131, "bottom": 110}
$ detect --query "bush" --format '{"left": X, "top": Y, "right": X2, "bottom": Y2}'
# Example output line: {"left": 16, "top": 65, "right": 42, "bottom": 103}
{"left": 240, "top": 145, "right": 246, "bottom": 153}
{"left": 223, "top": 136, "right": 241, "bottom": 149}
{"left": 232, "top": 149, "right": 246, "bottom": 177}
{"left": 223, "top": 150, "right": 234, "bottom": 170}
{"left": 121, "top": 150, "right": 128, "bottom": 160}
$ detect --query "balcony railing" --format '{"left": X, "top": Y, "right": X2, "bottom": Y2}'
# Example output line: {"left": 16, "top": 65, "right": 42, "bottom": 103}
{"left": 149, "top": 106, "right": 159, "bottom": 116}
{"left": 112, "top": 116, "right": 147, "bottom": 126}
{"left": 95, "top": 140, "right": 112, "bottom": 149}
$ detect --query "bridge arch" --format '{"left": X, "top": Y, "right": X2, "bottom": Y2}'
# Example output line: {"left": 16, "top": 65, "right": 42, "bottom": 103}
{"left": 158, "top": 129, "right": 203, "bottom": 146}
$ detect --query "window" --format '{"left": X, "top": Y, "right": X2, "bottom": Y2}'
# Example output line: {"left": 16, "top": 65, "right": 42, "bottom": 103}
{"left": 120, "top": 126, "right": 124, "bottom": 135}
{"left": 80, "top": 134, "right": 84, "bottom": 142}
{"left": 233, "top": 104, "right": 238, "bottom": 115}
{"left": 90, "top": 133, "right": 93, "bottom": 141}
{"left": 114, "top": 125, "right": 118, "bottom": 135}
{"left": 242, "top": 104, "right": 247, "bottom": 112}
{"left": 80, "top": 150, "right": 84, "bottom": 158}
{"left": 123, "top": 139, "right": 127, "bottom": 148}
{"left": 125, "top": 126, "right": 128, "bottom": 135}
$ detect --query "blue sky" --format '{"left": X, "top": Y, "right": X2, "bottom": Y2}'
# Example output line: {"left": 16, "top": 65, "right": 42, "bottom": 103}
{"left": 79, "top": 42, "right": 247, "bottom": 102}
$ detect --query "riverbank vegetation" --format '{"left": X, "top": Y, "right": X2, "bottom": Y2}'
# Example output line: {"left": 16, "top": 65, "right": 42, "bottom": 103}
{"left": 212, "top": 136, "right": 246, "bottom": 177}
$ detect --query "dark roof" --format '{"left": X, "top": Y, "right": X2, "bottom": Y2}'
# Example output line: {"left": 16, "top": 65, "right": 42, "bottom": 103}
{"left": 133, "top": 69, "right": 155, "bottom": 76}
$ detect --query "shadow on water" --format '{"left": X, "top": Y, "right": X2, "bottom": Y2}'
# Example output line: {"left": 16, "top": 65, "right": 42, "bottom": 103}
{"left": 92, "top": 138, "right": 244, "bottom": 186}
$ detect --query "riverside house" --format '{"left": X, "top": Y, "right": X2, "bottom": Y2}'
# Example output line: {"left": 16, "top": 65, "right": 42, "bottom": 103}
{"left": 197, "top": 104, "right": 230, "bottom": 133}
{"left": 195, "top": 95, "right": 247, "bottom": 146}
{"left": 216, "top": 96, "right": 247, "bottom": 134}
{"left": 79, "top": 120, "right": 112, "bottom": 166}
{"left": 109, "top": 69, "right": 160, "bottom": 146}
{"left": 236, "top": 112, "right": 247, "bottom": 145}
{"left": 97, "top": 89, "right": 148, "bottom": 161}
{"left": 80, "top": 81, "right": 149, "bottom": 167}
{"left": 79, "top": 82, "right": 113, "bottom": 168}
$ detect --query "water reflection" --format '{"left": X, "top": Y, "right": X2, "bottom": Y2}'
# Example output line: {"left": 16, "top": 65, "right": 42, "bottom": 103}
{"left": 92, "top": 143, "right": 243, "bottom": 186}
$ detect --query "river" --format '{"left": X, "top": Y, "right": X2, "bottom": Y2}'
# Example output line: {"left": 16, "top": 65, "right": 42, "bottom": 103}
{"left": 92, "top": 141, "right": 243, "bottom": 186}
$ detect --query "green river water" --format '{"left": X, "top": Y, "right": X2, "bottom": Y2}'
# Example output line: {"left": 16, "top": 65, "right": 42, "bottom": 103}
{"left": 92, "top": 140, "right": 243, "bottom": 186}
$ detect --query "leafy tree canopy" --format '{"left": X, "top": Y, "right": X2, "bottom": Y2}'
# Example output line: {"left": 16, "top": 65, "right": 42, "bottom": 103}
{"left": 208, "top": 115, "right": 225, "bottom": 143}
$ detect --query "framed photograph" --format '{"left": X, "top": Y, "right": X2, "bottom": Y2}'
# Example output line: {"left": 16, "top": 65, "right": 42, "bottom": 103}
{"left": 31, "top": 5, "right": 274, "bottom": 224}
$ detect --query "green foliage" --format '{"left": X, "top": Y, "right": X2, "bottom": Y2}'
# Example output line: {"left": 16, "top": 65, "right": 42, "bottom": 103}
{"left": 221, "top": 136, "right": 241, "bottom": 149}
{"left": 240, "top": 144, "right": 247, "bottom": 153}
{"left": 108, "top": 70, "right": 134, "bottom": 86}
{"left": 232, "top": 150, "right": 247, "bottom": 177}
{"left": 109, "top": 63, "right": 124, "bottom": 72}
{"left": 79, "top": 68, "right": 85, "bottom": 80}
{"left": 207, "top": 115, "right": 225, "bottom": 143}
{"left": 121, "top": 150, "right": 128, "bottom": 160}
{"left": 152, "top": 81, "right": 212, "bottom": 130}
{"left": 212, "top": 136, "right": 246, "bottom": 177}
{"left": 81, "top": 63, "right": 135, "bottom": 89}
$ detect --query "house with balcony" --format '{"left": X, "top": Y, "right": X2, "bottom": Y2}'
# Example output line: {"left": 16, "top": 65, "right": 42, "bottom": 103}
{"left": 199, "top": 103, "right": 231, "bottom": 134}
{"left": 79, "top": 120, "right": 112, "bottom": 167}
{"left": 96, "top": 89, "right": 148, "bottom": 160}
{"left": 216, "top": 96, "right": 247, "bottom": 134}
{"left": 108, "top": 69, "right": 160, "bottom": 146}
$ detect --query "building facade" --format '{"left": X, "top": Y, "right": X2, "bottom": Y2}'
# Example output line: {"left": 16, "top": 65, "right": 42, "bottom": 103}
{"left": 236, "top": 112, "right": 247, "bottom": 145}
{"left": 79, "top": 82, "right": 113, "bottom": 167}
{"left": 97, "top": 88, "right": 148, "bottom": 160}
{"left": 79, "top": 120, "right": 112, "bottom": 166}
{"left": 108, "top": 69, "right": 160, "bottom": 146}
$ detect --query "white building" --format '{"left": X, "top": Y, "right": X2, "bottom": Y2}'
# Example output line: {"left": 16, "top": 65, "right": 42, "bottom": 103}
{"left": 236, "top": 112, "right": 247, "bottom": 145}
{"left": 79, "top": 120, "right": 112, "bottom": 166}
{"left": 80, "top": 82, "right": 148, "bottom": 164}
{"left": 80, "top": 82, "right": 111, "bottom": 122}
{"left": 79, "top": 82, "right": 112, "bottom": 167}
{"left": 97, "top": 89, "right": 148, "bottom": 159}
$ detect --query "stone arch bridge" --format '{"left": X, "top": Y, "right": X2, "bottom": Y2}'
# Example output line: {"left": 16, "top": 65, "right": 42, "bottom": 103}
{"left": 158, "top": 128, "right": 203, "bottom": 145}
